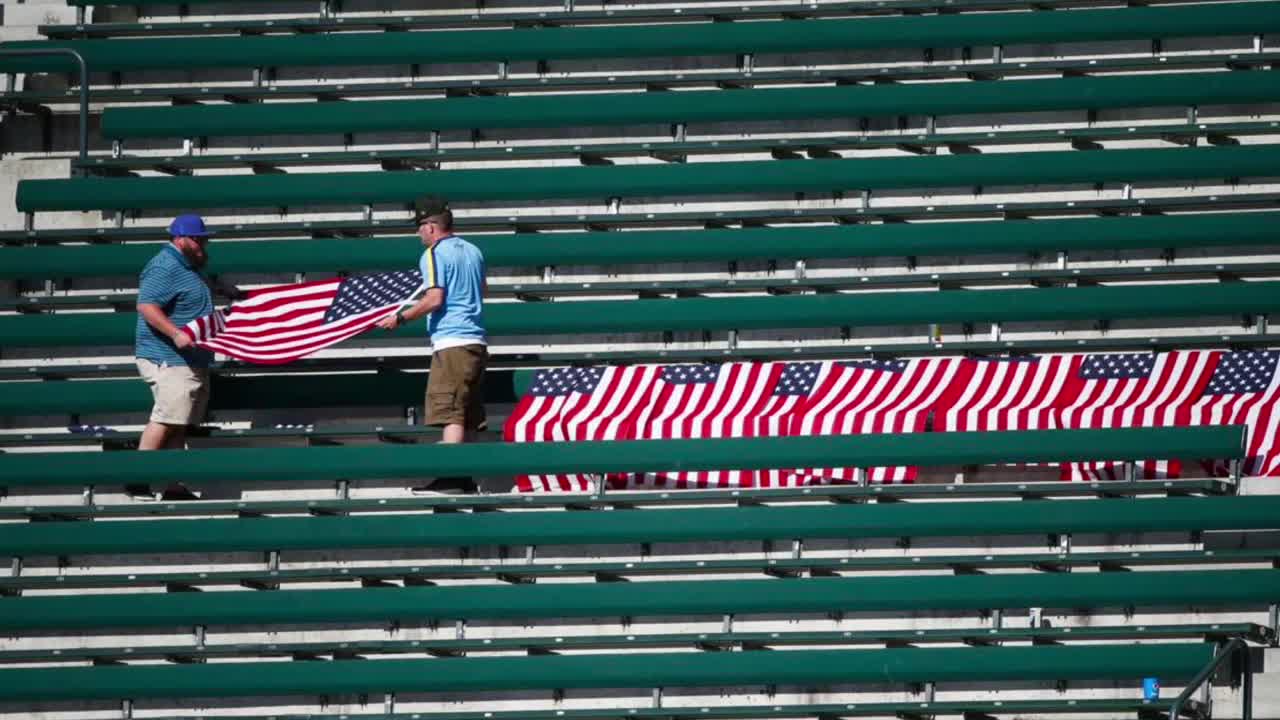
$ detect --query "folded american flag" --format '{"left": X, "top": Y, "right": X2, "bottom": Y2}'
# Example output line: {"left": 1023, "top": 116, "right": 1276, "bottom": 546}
{"left": 182, "top": 270, "right": 424, "bottom": 365}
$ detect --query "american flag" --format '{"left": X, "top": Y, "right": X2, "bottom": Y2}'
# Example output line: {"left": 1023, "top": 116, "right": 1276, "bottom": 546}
{"left": 936, "top": 355, "right": 1080, "bottom": 432}
{"left": 756, "top": 361, "right": 830, "bottom": 487}
{"left": 627, "top": 362, "right": 790, "bottom": 488}
{"left": 503, "top": 365, "right": 660, "bottom": 492}
{"left": 790, "top": 358, "right": 965, "bottom": 484}
{"left": 1056, "top": 351, "right": 1221, "bottom": 481}
{"left": 1189, "top": 350, "right": 1280, "bottom": 477}
{"left": 183, "top": 270, "right": 424, "bottom": 365}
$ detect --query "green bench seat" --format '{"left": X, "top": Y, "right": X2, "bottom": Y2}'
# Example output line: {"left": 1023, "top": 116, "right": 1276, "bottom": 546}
{"left": 3, "top": 281, "right": 1277, "bottom": 348}
{"left": 0, "top": 478, "right": 1232, "bottom": 520}
{"left": 77, "top": 119, "right": 1280, "bottom": 175}
{"left": 0, "top": 643, "right": 1217, "bottom": 702}
{"left": 5, "top": 2, "right": 1275, "bottom": 74}
{"left": 0, "top": 426, "right": 1247, "bottom": 490}
{"left": 5, "top": 189, "right": 1273, "bottom": 244}
{"left": 8, "top": 51, "right": 1270, "bottom": 109}
{"left": 99, "top": 71, "right": 1280, "bottom": 140}
{"left": 17, "top": 144, "right": 1280, "bottom": 212}
{"left": 0, "top": 492, "right": 1268, "bottom": 557}
{"left": 1, "top": 567, "right": 1275, "bottom": 631}
{"left": 3, "top": 211, "right": 1278, "bottom": 280}
{"left": 0, "top": 622, "right": 1263, "bottom": 665}
{"left": 4, "top": 547, "right": 1277, "bottom": 593}
{"left": 0, "top": 422, "right": 507, "bottom": 450}
{"left": 0, "top": 370, "right": 519, "bottom": 416}
{"left": 9, "top": 262, "right": 1275, "bottom": 313}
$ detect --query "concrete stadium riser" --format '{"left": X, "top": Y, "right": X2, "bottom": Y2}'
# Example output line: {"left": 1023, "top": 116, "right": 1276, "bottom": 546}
{"left": 2, "top": 4, "right": 1280, "bottom": 720}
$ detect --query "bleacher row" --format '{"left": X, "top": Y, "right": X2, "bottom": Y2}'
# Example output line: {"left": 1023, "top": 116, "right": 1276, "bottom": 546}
{"left": 0, "top": 425, "right": 1276, "bottom": 716}
{"left": 1, "top": 0, "right": 1279, "bottom": 718}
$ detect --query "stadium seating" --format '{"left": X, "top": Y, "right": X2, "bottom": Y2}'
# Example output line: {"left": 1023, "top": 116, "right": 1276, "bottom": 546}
{"left": 17, "top": 144, "right": 1280, "bottom": 213}
{"left": 3, "top": 281, "right": 1277, "bottom": 349}
{"left": 0, "top": 370, "right": 520, "bottom": 417}
{"left": 64, "top": 119, "right": 1280, "bottom": 175}
{"left": 5, "top": 2, "right": 1275, "bottom": 74}
{"left": 0, "top": 425, "right": 1243, "bottom": 488}
{"left": 4, "top": 211, "right": 1277, "bottom": 279}
{"left": 40, "top": 0, "right": 1228, "bottom": 39}
{"left": 96, "top": 71, "right": 1280, "bottom": 141}
{"left": 3, "top": 568, "right": 1275, "bottom": 632}
{"left": 0, "top": 643, "right": 1223, "bottom": 702}
{"left": 1, "top": 489, "right": 1266, "bottom": 555}
{"left": 1, "top": 2, "right": 1277, "bottom": 718}
{"left": 10, "top": 51, "right": 1274, "bottom": 109}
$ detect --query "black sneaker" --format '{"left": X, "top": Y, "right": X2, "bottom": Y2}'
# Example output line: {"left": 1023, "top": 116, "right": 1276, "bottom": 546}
{"left": 159, "top": 484, "right": 200, "bottom": 501}
{"left": 412, "top": 476, "right": 477, "bottom": 495}
{"left": 125, "top": 484, "right": 157, "bottom": 501}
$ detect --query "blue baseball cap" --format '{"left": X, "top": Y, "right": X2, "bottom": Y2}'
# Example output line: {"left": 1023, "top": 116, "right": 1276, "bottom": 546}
{"left": 168, "top": 213, "right": 214, "bottom": 238}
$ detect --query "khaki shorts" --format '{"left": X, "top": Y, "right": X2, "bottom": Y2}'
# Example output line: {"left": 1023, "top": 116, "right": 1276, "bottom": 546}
{"left": 426, "top": 344, "right": 487, "bottom": 431}
{"left": 136, "top": 358, "right": 210, "bottom": 426}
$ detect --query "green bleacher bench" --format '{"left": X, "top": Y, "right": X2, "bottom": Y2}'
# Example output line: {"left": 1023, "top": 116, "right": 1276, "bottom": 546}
{"left": 16, "top": 144, "right": 1280, "bottom": 213}
{"left": 4, "top": 2, "right": 1275, "bottom": 74}
{"left": 0, "top": 426, "right": 1246, "bottom": 490}
{"left": 0, "top": 478, "right": 1237, "bottom": 521}
{"left": 42, "top": 0, "right": 1202, "bottom": 38}
{"left": 9, "top": 262, "right": 1276, "bottom": 316}
{"left": 0, "top": 492, "right": 1269, "bottom": 557}
{"left": 97, "top": 71, "right": 1280, "bottom": 140}
{"left": 5, "top": 189, "right": 1275, "bottom": 244}
{"left": 74, "top": 119, "right": 1280, "bottom": 175}
{"left": 0, "top": 643, "right": 1218, "bottom": 702}
{"left": 9, "top": 51, "right": 1273, "bottom": 109}
{"left": 0, "top": 422, "right": 507, "bottom": 451}
{"left": 3, "top": 211, "right": 1277, "bottom": 281}
{"left": 2, "top": 281, "right": 1277, "bottom": 349}
{"left": 0, "top": 702, "right": 1207, "bottom": 720}
{"left": 1, "top": 567, "right": 1274, "bottom": 631}
{"left": 0, "top": 370, "right": 520, "bottom": 417}
{"left": 4, "top": 547, "right": 1277, "bottom": 593}
{"left": 0, "top": 622, "right": 1265, "bottom": 666}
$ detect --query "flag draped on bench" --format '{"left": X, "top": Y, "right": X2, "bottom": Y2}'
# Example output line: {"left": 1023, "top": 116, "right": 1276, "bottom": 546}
{"left": 504, "top": 350, "right": 1280, "bottom": 491}
{"left": 183, "top": 271, "right": 424, "bottom": 365}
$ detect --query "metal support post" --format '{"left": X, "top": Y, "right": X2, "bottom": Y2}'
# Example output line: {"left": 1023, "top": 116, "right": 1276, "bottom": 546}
{"left": 0, "top": 49, "right": 91, "bottom": 171}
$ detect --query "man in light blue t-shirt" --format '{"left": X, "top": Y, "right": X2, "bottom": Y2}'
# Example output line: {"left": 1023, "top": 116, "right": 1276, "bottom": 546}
{"left": 378, "top": 196, "right": 487, "bottom": 449}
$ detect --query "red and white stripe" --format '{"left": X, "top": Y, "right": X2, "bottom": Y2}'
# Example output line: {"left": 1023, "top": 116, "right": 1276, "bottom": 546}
{"left": 506, "top": 366, "right": 661, "bottom": 492}
{"left": 791, "top": 359, "right": 964, "bottom": 484}
{"left": 183, "top": 278, "right": 419, "bottom": 365}
{"left": 627, "top": 363, "right": 783, "bottom": 489}
{"left": 1189, "top": 361, "right": 1280, "bottom": 478}
{"left": 1058, "top": 350, "right": 1221, "bottom": 481}
{"left": 755, "top": 362, "right": 840, "bottom": 488}
{"left": 936, "top": 355, "right": 1080, "bottom": 433}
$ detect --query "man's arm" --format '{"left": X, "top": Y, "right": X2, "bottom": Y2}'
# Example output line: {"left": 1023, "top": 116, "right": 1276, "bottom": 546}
{"left": 137, "top": 302, "right": 194, "bottom": 349}
{"left": 376, "top": 288, "right": 444, "bottom": 330}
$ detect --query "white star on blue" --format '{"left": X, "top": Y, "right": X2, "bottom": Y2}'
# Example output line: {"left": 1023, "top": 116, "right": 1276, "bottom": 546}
{"left": 1204, "top": 350, "right": 1279, "bottom": 396}
{"left": 323, "top": 270, "right": 423, "bottom": 324}
{"left": 1079, "top": 353, "right": 1155, "bottom": 380}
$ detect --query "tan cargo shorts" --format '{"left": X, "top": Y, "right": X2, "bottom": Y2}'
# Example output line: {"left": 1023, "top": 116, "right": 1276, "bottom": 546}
{"left": 136, "top": 358, "right": 211, "bottom": 426}
{"left": 426, "top": 344, "right": 487, "bottom": 431}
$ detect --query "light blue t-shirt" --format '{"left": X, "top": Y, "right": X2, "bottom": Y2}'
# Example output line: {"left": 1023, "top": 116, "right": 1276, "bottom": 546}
{"left": 419, "top": 235, "right": 486, "bottom": 345}
{"left": 135, "top": 244, "right": 215, "bottom": 368}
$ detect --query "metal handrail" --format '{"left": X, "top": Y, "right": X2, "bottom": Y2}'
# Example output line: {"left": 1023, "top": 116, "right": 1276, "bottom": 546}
{"left": 0, "top": 48, "right": 89, "bottom": 170}
{"left": 1170, "top": 638, "right": 1252, "bottom": 720}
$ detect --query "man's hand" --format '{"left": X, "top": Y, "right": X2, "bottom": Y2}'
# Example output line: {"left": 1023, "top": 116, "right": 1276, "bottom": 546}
{"left": 171, "top": 332, "right": 194, "bottom": 350}
{"left": 376, "top": 313, "right": 400, "bottom": 331}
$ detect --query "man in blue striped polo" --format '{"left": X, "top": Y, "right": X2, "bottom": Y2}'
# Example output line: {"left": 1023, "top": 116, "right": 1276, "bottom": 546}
{"left": 134, "top": 214, "right": 221, "bottom": 468}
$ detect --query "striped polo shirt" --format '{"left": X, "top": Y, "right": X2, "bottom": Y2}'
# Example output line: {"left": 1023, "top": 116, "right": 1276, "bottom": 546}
{"left": 135, "top": 244, "right": 215, "bottom": 368}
